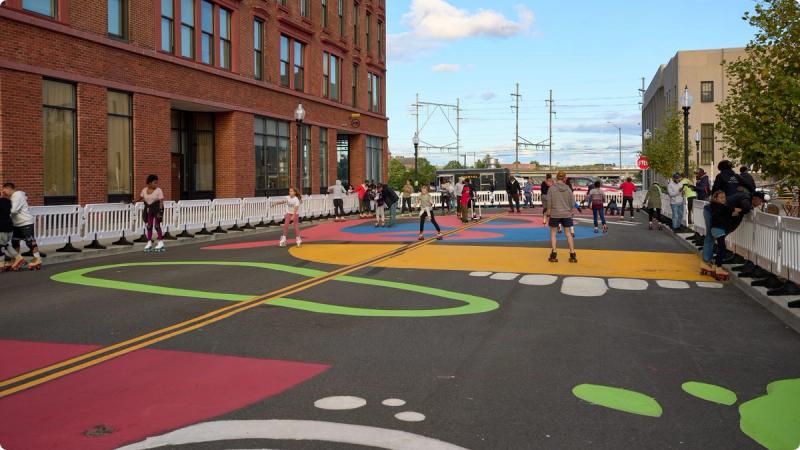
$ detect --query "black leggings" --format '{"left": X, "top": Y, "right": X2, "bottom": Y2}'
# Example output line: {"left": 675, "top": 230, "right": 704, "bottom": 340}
{"left": 508, "top": 194, "right": 520, "bottom": 211}
{"left": 622, "top": 196, "right": 634, "bottom": 217}
{"left": 419, "top": 209, "right": 441, "bottom": 233}
{"left": 401, "top": 197, "right": 412, "bottom": 213}
{"left": 648, "top": 208, "right": 662, "bottom": 222}
{"left": 333, "top": 198, "right": 344, "bottom": 217}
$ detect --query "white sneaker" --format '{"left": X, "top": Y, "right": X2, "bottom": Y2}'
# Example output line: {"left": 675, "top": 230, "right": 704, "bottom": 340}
{"left": 144, "top": 241, "right": 153, "bottom": 252}
{"left": 296, "top": 237, "right": 302, "bottom": 247}
{"left": 279, "top": 236, "right": 287, "bottom": 247}
{"left": 155, "top": 240, "right": 164, "bottom": 251}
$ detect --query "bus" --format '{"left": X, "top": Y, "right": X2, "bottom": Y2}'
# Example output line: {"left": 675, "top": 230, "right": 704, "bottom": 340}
{"left": 435, "top": 168, "right": 511, "bottom": 191}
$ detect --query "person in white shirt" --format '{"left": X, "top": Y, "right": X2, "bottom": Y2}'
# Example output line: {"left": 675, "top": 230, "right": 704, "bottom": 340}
{"left": 327, "top": 180, "right": 347, "bottom": 222}
{"left": 1, "top": 182, "right": 41, "bottom": 269}
{"left": 274, "top": 187, "right": 302, "bottom": 247}
{"left": 667, "top": 172, "right": 686, "bottom": 231}
{"left": 134, "top": 175, "right": 165, "bottom": 252}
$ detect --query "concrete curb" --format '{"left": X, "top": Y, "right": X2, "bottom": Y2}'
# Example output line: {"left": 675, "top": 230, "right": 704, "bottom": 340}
{"left": 664, "top": 222, "right": 800, "bottom": 334}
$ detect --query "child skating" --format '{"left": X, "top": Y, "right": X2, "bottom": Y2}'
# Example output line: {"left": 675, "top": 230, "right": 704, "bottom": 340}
{"left": 0, "top": 189, "right": 25, "bottom": 271}
{"left": 416, "top": 185, "right": 443, "bottom": 241}
{"left": 2, "top": 183, "right": 41, "bottom": 270}
{"left": 588, "top": 181, "right": 608, "bottom": 234}
{"left": 134, "top": 175, "right": 166, "bottom": 253}
{"left": 543, "top": 171, "right": 577, "bottom": 263}
{"left": 274, "top": 187, "right": 302, "bottom": 247}
{"left": 374, "top": 183, "right": 386, "bottom": 227}
{"left": 700, "top": 190, "right": 741, "bottom": 281}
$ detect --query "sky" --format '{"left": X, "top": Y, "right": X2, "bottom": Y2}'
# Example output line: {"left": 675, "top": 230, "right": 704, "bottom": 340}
{"left": 385, "top": 0, "right": 759, "bottom": 168}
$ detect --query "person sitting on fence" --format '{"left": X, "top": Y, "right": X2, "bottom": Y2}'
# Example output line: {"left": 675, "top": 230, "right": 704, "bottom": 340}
{"left": 1, "top": 183, "right": 41, "bottom": 270}
{"left": 606, "top": 198, "right": 619, "bottom": 216}
{"left": 134, "top": 175, "right": 165, "bottom": 252}
{"left": 0, "top": 189, "right": 25, "bottom": 271}
{"left": 327, "top": 180, "right": 347, "bottom": 222}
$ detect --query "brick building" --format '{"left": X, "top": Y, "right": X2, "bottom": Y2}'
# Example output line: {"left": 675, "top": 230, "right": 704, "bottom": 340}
{"left": 0, "top": 0, "right": 388, "bottom": 205}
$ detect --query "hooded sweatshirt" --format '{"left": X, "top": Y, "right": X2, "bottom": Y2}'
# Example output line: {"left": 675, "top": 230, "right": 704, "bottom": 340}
{"left": 667, "top": 180, "right": 685, "bottom": 205}
{"left": 546, "top": 181, "right": 575, "bottom": 219}
{"left": 328, "top": 180, "right": 346, "bottom": 199}
{"left": 9, "top": 190, "right": 34, "bottom": 227}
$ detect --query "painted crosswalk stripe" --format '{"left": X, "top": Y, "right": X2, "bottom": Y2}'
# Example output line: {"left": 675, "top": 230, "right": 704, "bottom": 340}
{"left": 656, "top": 280, "right": 690, "bottom": 289}
{"left": 469, "top": 271, "right": 492, "bottom": 277}
{"left": 490, "top": 273, "right": 520, "bottom": 281}
{"left": 608, "top": 278, "right": 649, "bottom": 291}
{"left": 561, "top": 277, "right": 608, "bottom": 297}
{"left": 519, "top": 274, "right": 558, "bottom": 286}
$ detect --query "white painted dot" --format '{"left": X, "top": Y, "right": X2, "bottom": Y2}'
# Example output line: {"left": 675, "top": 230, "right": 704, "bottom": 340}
{"left": 560, "top": 277, "right": 608, "bottom": 297}
{"left": 696, "top": 282, "right": 724, "bottom": 289}
{"left": 382, "top": 398, "right": 406, "bottom": 407}
{"left": 519, "top": 274, "right": 558, "bottom": 286}
{"left": 656, "top": 280, "right": 691, "bottom": 289}
{"left": 469, "top": 271, "right": 492, "bottom": 277}
{"left": 395, "top": 411, "right": 426, "bottom": 422}
{"left": 608, "top": 278, "right": 649, "bottom": 291}
{"left": 490, "top": 272, "right": 520, "bottom": 281}
{"left": 314, "top": 396, "right": 367, "bottom": 410}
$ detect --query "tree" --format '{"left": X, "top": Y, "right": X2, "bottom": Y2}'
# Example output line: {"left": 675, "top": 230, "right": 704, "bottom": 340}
{"left": 416, "top": 158, "right": 438, "bottom": 187}
{"left": 642, "top": 108, "right": 683, "bottom": 179}
{"left": 474, "top": 154, "right": 492, "bottom": 169}
{"left": 388, "top": 158, "right": 410, "bottom": 191}
{"left": 443, "top": 160, "right": 464, "bottom": 170}
{"left": 717, "top": 0, "right": 800, "bottom": 183}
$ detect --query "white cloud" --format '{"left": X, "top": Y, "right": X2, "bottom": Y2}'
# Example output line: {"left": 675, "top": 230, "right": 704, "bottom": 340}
{"left": 389, "top": 1, "right": 535, "bottom": 61}
{"left": 481, "top": 91, "right": 497, "bottom": 101}
{"left": 432, "top": 63, "right": 461, "bottom": 73}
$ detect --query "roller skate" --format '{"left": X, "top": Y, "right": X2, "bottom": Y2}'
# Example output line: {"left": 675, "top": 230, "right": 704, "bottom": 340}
{"left": 548, "top": 250, "right": 558, "bottom": 263}
{"left": 648, "top": 221, "right": 654, "bottom": 230}
{"left": 1, "top": 259, "right": 12, "bottom": 272}
{"left": 27, "top": 256, "right": 42, "bottom": 271}
{"left": 9, "top": 255, "right": 26, "bottom": 271}
{"left": 700, "top": 261, "right": 714, "bottom": 276}
{"left": 602, "top": 224, "right": 608, "bottom": 234}
{"left": 296, "top": 237, "right": 302, "bottom": 247}
{"left": 436, "top": 233, "right": 443, "bottom": 241}
{"left": 154, "top": 240, "right": 165, "bottom": 253}
{"left": 144, "top": 241, "right": 153, "bottom": 252}
{"left": 569, "top": 252, "right": 577, "bottom": 263}
{"left": 594, "top": 227, "right": 599, "bottom": 233}
{"left": 418, "top": 234, "right": 424, "bottom": 241}
{"left": 712, "top": 266, "right": 730, "bottom": 281}
{"left": 279, "top": 236, "right": 287, "bottom": 247}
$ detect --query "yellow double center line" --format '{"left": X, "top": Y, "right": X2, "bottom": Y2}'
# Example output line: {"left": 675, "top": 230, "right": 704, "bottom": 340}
{"left": 0, "top": 213, "right": 505, "bottom": 398}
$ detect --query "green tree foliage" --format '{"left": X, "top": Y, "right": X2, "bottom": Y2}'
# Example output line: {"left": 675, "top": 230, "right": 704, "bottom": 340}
{"left": 642, "top": 108, "right": 684, "bottom": 179}
{"left": 443, "top": 160, "right": 464, "bottom": 169}
{"left": 717, "top": 0, "right": 800, "bottom": 182}
{"left": 474, "top": 154, "right": 492, "bottom": 169}
{"left": 416, "top": 158, "right": 438, "bottom": 186}
{"left": 388, "top": 158, "right": 410, "bottom": 190}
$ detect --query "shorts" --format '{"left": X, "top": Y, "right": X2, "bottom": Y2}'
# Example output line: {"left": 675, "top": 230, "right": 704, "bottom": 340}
{"left": 548, "top": 217, "right": 574, "bottom": 228}
{"left": 12, "top": 224, "right": 37, "bottom": 246}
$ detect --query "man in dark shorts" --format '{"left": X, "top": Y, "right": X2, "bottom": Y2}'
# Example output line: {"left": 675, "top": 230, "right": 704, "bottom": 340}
{"left": 543, "top": 171, "right": 577, "bottom": 263}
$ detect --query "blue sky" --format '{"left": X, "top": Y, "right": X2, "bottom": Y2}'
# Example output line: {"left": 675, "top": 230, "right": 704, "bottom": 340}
{"left": 385, "top": 0, "right": 758, "bottom": 167}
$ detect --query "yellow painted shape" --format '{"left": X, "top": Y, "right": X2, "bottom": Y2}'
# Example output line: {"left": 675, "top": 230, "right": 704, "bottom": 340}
{"left": 290, "top": 244, "right": 710, "bottom": 282}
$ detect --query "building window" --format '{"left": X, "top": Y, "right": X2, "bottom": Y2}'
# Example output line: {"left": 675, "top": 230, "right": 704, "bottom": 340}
{"left": 107, "top": 91, "right": 132, "bottom": 198}
{"left": 255, "top": 117, "right": 291, "bottom": 195}
{"left": 377, "top": 20, "right": 383, "bottom": 61}
{"left": 302, "top": 125, "right": 311, "bottom": 189}
{"left": 366, "top": 136, "right": 383, "bottom": 182}
{"left": 253, "top": 20, "right": 264, "bottom": 80}
{"left": 180, "top": 0, "right": 195, "bottom": 58}
{"left": 108, "top": 0, "right": 128, "bottom": 39}
{"left": 280, "top": 35, "right": 290, "bottom": 87}
{"left": 353, "top": 2, "right": 359, "bottom": 46}
{"left": 43, "top": 80, "right": 76, "bottom": 202}
{"left": 161, "top": 0, "right": 174, "bottom": 52}
{"left": 200, "top": 0, "right": 214, "bottom": 65}
{"left": 323, "top": 52, "right": 340, "bottom": 100}
{"left": 23, "top": 0, "right": 56, "bottom": 18}
{"left": 701, "top": 123, "right": 715, "bottom": 165}
{"left": 338, "top": 0, "right": 345, "bottom": 36}
{"left": 219, "top": 8, "right": 231, "bottom": 69}
{"left": 368, "top": 72, "right": 380, "bottom": 113}
{"left": 337, "top": 136, "right": 349, "bottom": 182}
{"left": 294, "top": 40, "right": 305, "bottom": 92}
{"left": 365, "top": 11, "right": 371, "bottom": 53}
{"left": 300, "top": 0, "right": 309, "bottom": 18}
{"left": 321, "top": 0, "right": 328, "bottom": 27}
{"left": 352, "top": 64, "right": 358, "bottom": 108}
{"left": 701, "top": 81, "right": 714, "bottom": 103}
{"left": 319, "top": 127, "right": 328, "bottom": 188}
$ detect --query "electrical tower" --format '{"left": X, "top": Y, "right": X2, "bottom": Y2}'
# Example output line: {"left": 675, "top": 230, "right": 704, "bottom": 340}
{"left": 412, "top": 94, "right": 462, "bottom": 161}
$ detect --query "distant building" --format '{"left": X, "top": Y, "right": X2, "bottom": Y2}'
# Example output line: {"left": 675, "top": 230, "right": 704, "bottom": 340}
{"left": 642, "top": 48, "right": 746, "bottom": 180}
{"left": 392, "top": 156, "right": 417, "bottom": 170}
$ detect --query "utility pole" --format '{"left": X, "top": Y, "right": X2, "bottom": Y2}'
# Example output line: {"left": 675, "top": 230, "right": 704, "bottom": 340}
{"left": 511, "top": 83, "right": 521, "bottom": 172}
{"left": 546, "top": 90, "right": 555, "bottom": 169}
{"left": 415, "top": 93, "right": 419, "bottom": 142}
{"left": 456, "top": 97, "right": 461, "bottom": 164}
{"left": 618, "top": 127, "right": 623, "bottom": 175}
{"left": 462, "top": 154, "right": 467, "bottom": 168}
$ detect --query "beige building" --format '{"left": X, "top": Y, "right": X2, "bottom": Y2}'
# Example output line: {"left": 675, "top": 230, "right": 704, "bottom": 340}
{"left": 642, "top": 48, "right": 746, "bottom": 181}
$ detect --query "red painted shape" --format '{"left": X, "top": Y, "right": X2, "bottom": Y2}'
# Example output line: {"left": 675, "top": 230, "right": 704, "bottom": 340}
{"left": 0, "top": 340, "right": 329, "bottom": 450}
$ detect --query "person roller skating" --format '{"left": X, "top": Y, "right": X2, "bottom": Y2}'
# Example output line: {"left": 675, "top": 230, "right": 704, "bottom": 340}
{"left": 0, "top": 190, "right": 26, "bottom": 271}
{"left": 703, "top": 190, "right": 741, "bottom": 282}
{"left": 643, "top": 182, "right": 663, "bottom": 231}
{"left": 275, "top": 187, "right": 302, "bottom": 248}
{"left": 588, "top": 181, "right": 607, "bottom": 235}
{"left": 2, "top": 183, "right": 41, "bottom": 270}
{"left": 135, "top": 175, "right": 166, "bottom": 254}
{"left": 416, "top": 185, "right": 443, "bottom": 241}
{"left": 543, "top": 171, "right": 577, "bottom": 263}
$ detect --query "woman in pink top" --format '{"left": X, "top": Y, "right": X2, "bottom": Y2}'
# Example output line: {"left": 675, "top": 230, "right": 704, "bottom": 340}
{"left": 134, "top": 175, "right": 165, "bottom": 252}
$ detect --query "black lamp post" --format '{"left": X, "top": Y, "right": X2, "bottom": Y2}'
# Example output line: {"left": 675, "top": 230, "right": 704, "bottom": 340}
{"left": 681, "top": 86, "right": 693, "bottom": 176}
{"left": 412, "top": 132, "right": 419, "bottom": 187}
{"left": 694, "top": 130, "right": 701, "bottom": 169}
{"left": 294, "top": 103, "right": 306, "bottom": 192}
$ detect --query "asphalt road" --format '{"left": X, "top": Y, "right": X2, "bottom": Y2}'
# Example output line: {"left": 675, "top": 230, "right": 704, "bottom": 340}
{"left": 1, "top": 209, "right": 798, "bottom": 450}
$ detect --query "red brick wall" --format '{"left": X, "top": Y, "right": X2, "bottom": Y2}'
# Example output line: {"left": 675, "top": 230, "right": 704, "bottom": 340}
{"left": 350, "top": 133, "right": 365, "bottom": 185}
{"left": 215, "top": 110, "right": 254, "bottom": 198}
{"left": 132, "top": 93, "right": 171, "bottom": 200}
{"left": 77, "top": 83, "right": 108, "bottom": 204}
{"left": 0, "top": 69, "right": 43, "bottom": 204}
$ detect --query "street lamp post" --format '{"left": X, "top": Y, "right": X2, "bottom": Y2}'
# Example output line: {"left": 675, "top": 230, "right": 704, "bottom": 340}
{"left": 681, "top": 86, "right": 693, "bottom": 177}
{"left": 294, "top": 104, "right": 306, "bottom": 192}
{"left": 412, "top": 132, "right": 419, "bottom": 187}
{"left": 694, "top": 130, "right": 701, "bottom": 170}
{"left": 643, "top": 129, "right": 653, "bottom": 186}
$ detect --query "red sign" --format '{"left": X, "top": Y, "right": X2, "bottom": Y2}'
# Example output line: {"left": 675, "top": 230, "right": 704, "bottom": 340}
{"left": 637, "top": 156, "right": 650, "bottom": 170}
